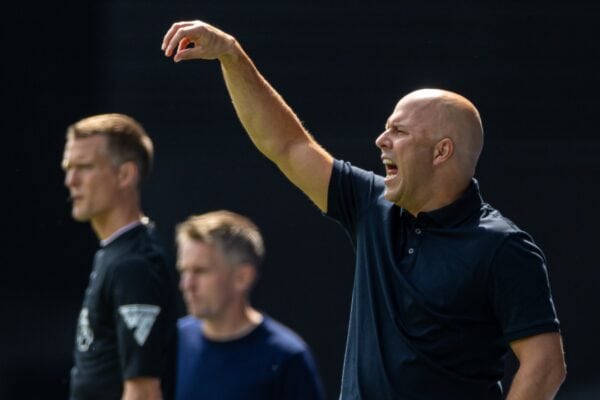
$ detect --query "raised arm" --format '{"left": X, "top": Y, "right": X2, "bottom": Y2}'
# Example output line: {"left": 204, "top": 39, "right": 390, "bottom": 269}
{"left": 162, "top": 21, "right": 333, "bottom": 212}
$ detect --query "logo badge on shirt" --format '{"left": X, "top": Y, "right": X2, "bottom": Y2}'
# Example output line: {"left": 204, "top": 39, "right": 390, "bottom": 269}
{"left": 76, "top": 308, "right": 94, "bottom": 352}
{"left": 118, "top": 304, "right": 161, "bottom": 346}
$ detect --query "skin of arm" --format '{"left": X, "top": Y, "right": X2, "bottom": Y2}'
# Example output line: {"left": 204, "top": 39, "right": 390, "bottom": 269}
{"left": 122, "top": 377, "right": 162, "bottom": 400}
{"left": 506, "top": 332, "right": 566, "bottom": 400}
{"left": 162, "top": 21, "right": 333, "bottom": 212}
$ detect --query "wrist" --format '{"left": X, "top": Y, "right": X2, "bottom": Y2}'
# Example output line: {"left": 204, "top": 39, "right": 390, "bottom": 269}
{"left": 221, "top": 37, "right": 243, "bottom": 60}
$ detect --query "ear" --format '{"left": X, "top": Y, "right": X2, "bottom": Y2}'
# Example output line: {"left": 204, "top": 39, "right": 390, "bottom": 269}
{"left": 233, "top": 263, "right": 257, "bottom": 293}
{"left": 432, "top": 137, "right": 454, "bottom": 166}
{"left": 117, "top": 161, "right": 140, "bottom": 189}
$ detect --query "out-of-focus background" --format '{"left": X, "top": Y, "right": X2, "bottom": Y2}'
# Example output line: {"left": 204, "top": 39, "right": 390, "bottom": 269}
{"left": 3, "top": 1, "right": 599, "bottom": 398}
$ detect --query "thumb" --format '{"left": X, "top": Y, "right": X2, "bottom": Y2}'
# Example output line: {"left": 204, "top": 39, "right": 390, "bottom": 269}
{"left": 174, "top": 47, "right": 200, "bottom": 62}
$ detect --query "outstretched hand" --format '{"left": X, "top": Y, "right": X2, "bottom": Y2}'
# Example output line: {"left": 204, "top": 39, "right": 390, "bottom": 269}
{"left": 161, "top": 20, "right": 236, "bottom": 62}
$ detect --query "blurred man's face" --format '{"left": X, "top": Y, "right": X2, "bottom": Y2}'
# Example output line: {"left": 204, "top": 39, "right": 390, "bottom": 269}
{"left": 62, "top": 136, "right": 121, "bottom": 223}
{"left": 177, "top": 239, "right": 239, "bottom": 320}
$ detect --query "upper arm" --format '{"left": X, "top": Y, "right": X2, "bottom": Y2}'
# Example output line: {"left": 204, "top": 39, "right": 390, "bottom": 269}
{"left": 280, "top": 350, "right": 325, "bottom": 400}
{"left": 510, "top": 332, "right": 566, "bottom": 374}
{"left": 111, "top": 257, "right": 174, "bottom": 380}
{"left": 489, "top": 234, "right": 559, "bottom": 341}
{"left": 277, "top": 137, "right": 334, "bottom": 212}
{"left": 122, "top": 377, "right": 162, "bottom": 400}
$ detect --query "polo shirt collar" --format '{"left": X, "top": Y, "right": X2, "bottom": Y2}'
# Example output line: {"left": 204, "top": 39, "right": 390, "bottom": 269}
{"left": 416, "top": 178, "right": 483, "bottom": 228}
{"left": 100, "top": 217, "right": 149, "bottom": 247}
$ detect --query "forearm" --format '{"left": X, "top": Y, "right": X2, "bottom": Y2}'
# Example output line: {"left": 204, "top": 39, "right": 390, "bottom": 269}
{"left": 219, "top": 42, "right": 315, "bottom": 163}
{"left": 121, "top": 378, "right": 162, "bottom": 400}
{"left": 163, "top": 20, "right": 333, "bottom": 210}
{"left": 506, "top": 363, "right": 565, "bottom": 400}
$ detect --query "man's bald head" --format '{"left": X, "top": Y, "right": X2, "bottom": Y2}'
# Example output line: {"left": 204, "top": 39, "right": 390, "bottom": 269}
{"left": 376, "top": 88, "right": 484, "bottom": 213}
{"left": 397, "top": 88, "right": 484, "bottom": 178}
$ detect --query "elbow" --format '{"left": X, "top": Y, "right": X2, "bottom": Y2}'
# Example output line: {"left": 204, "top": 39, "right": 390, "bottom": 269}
{"left": 555, "top": 360, "right": 567, "bottom": 387}
{"left": 552, "top": 351, "right": 567, "bottom": 386}
{"left": 546, "top": 359, "right": 567, "bottom": 396}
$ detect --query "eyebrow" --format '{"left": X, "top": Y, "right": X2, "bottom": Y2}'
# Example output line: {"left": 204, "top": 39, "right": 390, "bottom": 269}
{"left": 386, "top": 121, "right": 409, "bottom": 131}
{"left": 177, "top": 263, "right": 210, "bottom": 271}
{"left": 62, "top": 158, "right": 93, "bottom": 169}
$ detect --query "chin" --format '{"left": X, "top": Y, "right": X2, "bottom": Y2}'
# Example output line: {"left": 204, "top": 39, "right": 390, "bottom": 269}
{"left": 383, "top": 189, "right": 398, "bottom": 204}
{"left": 189, "top": 306, "right": 207, "bottom": 319}
{"left": 71, "top": 211, "right": 91, "bottom": 222}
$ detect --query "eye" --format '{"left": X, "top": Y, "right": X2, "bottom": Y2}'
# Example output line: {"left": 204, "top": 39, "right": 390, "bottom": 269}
{"left": 386, "top": 127, "right": 399, "bottom": 136}
{"left": 393, "top": 126, "right": 408, "bottom": 135}
{"left": 191, "top": 267, "right": 209, "bottom": 276}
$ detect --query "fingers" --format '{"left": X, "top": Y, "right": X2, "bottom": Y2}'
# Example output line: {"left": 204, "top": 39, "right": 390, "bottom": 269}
{"left": 177, "top": 37, "right": 191, "bottom": 54}
{"left": 173, "top": 48, "right": 196, "bottom": 63}
{"left": 174, "top": 38, "right": 195, "bottom": 62}
{"left": 161, "top": 21, "right": 198, "bottom": 57}
{"left": 162, "top": 19, "right": 235, "bottom": 62}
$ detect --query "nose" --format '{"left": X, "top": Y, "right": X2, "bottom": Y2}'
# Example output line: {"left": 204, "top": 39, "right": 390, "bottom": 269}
{"left": 375, "top": 130, "right": 390, "bottom": 149}
{"left": 179, "top": 273, "right": 187, "bottom": 292}
{"left": 179, "top": 272, "right": 192, "bottom": 292}
{"left": 64, "top": 169, "right": 77, "bottom": 188}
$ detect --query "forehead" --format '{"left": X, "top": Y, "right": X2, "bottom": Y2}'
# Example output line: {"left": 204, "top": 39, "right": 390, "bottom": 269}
{"left": 178, "top": 239, "right": 224, "bottom": 267}
{"left": 387, "top": 98, "right": 420, "bottom": 126}
{"left": 63, "top": 135, "right": 109, "bottom": 159}
{"left": 387, "top": 96, "right": 440, "bottom": 131}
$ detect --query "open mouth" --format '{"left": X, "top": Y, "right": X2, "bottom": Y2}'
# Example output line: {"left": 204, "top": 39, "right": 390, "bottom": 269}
{"left": 382, "top": 158, "right": 398, "bottom": 179}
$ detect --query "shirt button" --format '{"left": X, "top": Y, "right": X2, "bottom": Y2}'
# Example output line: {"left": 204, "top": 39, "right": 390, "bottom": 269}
{"left": 408, "top": 248, "right": 415, "bottom": 254}
{"left": 415, "top": 228, "right": 422, "bottom": 235}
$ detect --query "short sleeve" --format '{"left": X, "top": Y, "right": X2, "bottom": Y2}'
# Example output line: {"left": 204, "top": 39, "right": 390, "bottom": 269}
{"left": 489, "top": 233, "right": 560, "bottom": 342}
{"left": 280, "top": 350, "right": 325, "bottom": 400}
{"left": 110, "top": 256, "right": 171, "bottom": 379}
{"left": 326, "top": 159, "right": 381, "bottom": 238}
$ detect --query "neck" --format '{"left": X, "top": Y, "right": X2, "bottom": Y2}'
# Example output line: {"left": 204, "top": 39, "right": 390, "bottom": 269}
{"left": 91, "top": 200, "right": 144, "bottom": 241}
{"left": 407, "top": 176, "right": 471, "bottom": 216}
{"left": 201, "top": 306, "right": 263, "bottom": 341}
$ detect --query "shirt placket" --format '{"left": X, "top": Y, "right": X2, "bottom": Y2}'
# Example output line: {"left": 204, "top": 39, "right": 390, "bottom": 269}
{"left": 398, "top": 216, "right": 423, "bottom": 275}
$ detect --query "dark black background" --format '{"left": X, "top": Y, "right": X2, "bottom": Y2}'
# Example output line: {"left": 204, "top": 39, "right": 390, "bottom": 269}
{"left": 3, "top": 1, "right": 599, "bottom": 399}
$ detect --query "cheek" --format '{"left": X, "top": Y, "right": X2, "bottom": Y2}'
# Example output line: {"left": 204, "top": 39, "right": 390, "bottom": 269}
{"left": 80, "top": 175, "right": 100, "bottom": 198}
{"left": 213, "top": 277, "right": 234, "bottom": 297}
{"left": 198, "top": 276, "right": 223, "bottom": 295}
{"left": 89, "top": 180, "right": 117, "bottom": 205}
{"left": 402, "top": 145, "right": 431, "bottom": 170}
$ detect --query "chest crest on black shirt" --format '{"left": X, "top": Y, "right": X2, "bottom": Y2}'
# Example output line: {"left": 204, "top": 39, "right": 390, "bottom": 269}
{"left": 76, "top": 308, "right": 94, "bottom": 352}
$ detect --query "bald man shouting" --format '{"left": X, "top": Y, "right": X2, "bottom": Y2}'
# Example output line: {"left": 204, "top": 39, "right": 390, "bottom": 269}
{"left": 162, "top": 20, "right": 566, "bottom": 400}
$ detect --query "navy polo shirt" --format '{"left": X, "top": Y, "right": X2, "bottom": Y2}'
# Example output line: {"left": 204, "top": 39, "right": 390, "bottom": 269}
{"left": 175, "top": 315, "right": 325, "bottom": 400}
{"left": 326, "top": 160, "right": 559, "bottom": 400}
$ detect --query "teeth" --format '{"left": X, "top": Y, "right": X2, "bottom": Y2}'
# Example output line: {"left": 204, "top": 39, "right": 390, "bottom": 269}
{"left": 382, "top": 158, "right": 397, "bottom": 179}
